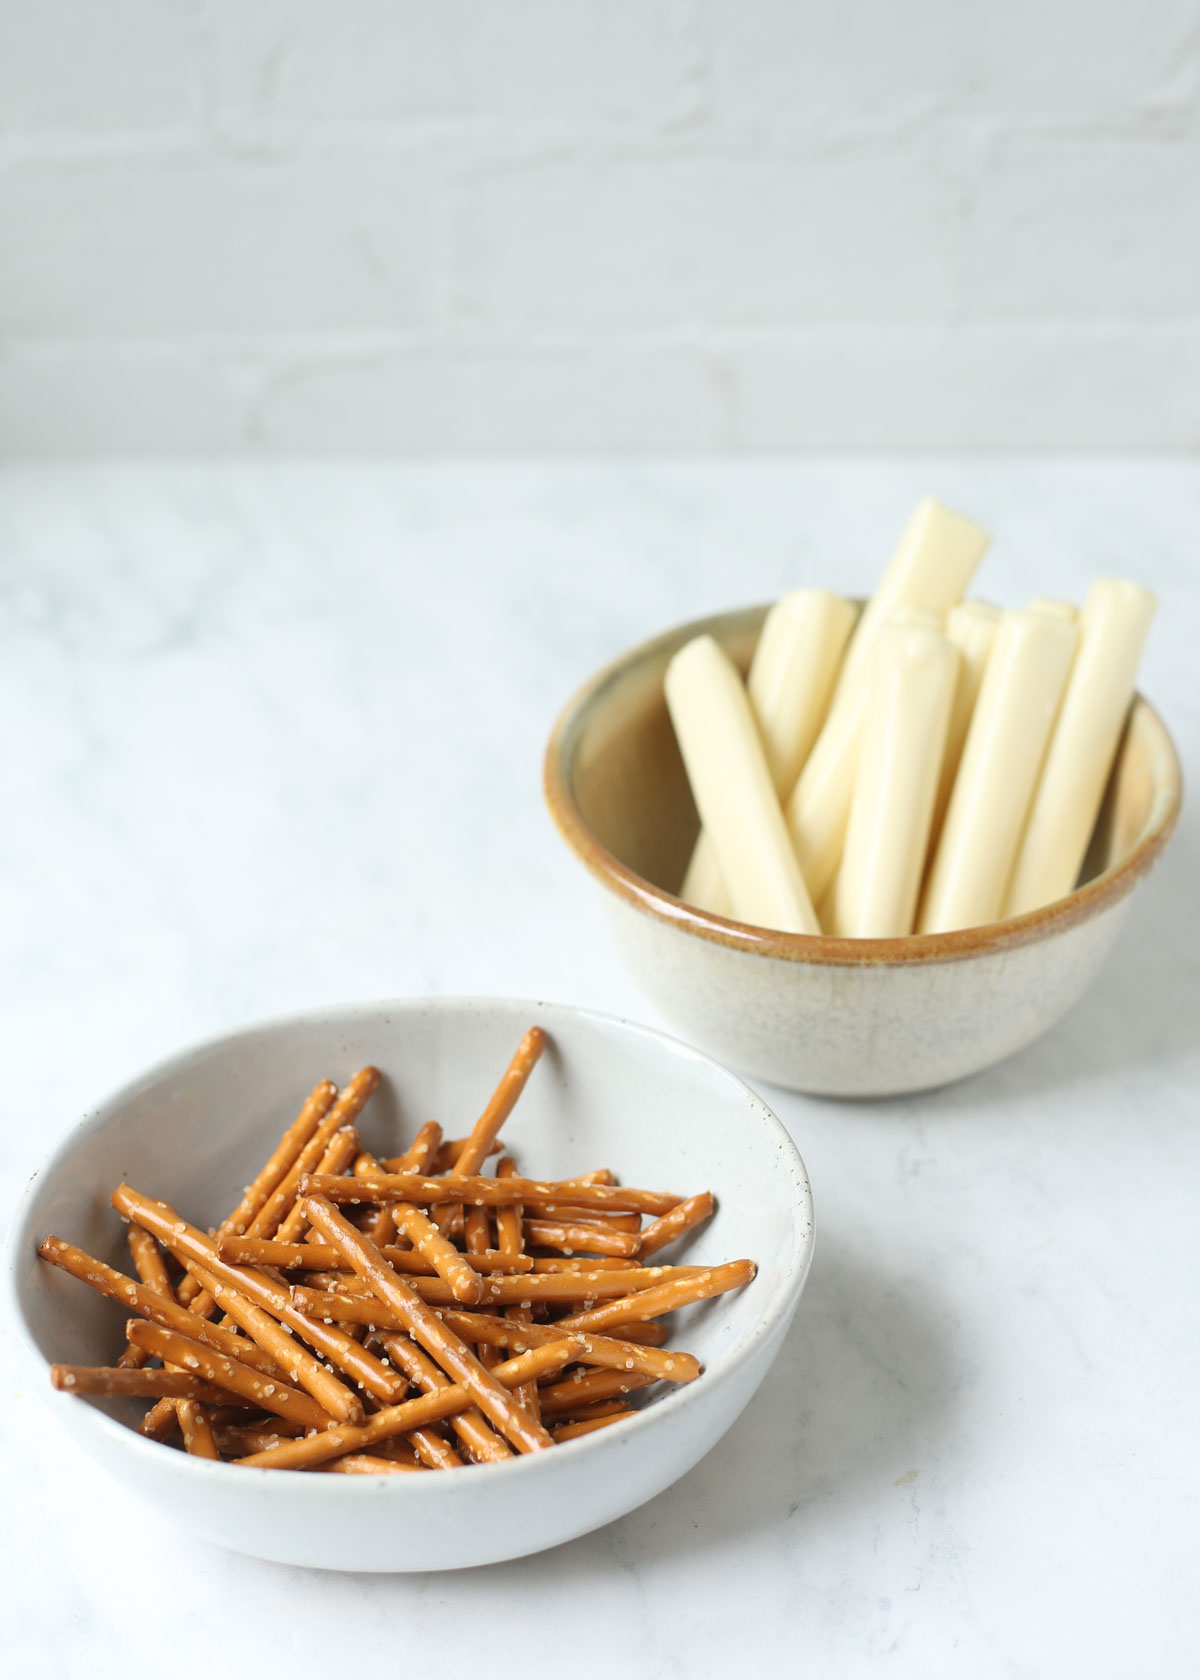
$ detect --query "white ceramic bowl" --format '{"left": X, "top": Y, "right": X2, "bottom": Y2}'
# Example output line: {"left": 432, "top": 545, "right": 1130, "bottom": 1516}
{"left": 4, "top": 997, "right": 813, "bottom": 1572}
{"left": 545, "top": 604, "right": 1183, "bottom": 1097}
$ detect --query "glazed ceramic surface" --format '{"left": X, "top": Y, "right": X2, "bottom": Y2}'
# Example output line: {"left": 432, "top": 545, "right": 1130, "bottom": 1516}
{"left": 546, "top": 605, "right": 1182, "bottom": 1095}
{"left": 5, "top": 996, "right": 813, "bottom": 1572}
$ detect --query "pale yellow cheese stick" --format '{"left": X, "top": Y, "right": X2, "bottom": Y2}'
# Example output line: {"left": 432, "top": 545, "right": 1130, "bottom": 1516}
{"left": 928, "top": 601, "right": 1001, "bottom": 852}
{"left": 680, "top": 589, "right": 857, "bottom": 916}
{"left": 1003, "top": 578, "right": 1156, "bottom": 916}
{"left": 785, "top": 498, "right": 989, "bottom": 904}
{"left": 665, "top": 634, "right": 820, "bottom": 935}
{"left": 1028, "top": 597, "right": 1078, "bottom": 622}
{"left": 828, "top": 626, "right": 959, "bottom": 937}
{"left": 918, "top": 610, "right": 1078, "bottom": 933}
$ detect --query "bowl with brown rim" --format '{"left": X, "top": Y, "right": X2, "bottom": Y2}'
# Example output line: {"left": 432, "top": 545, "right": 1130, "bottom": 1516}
{"left": 544, "top": 604, "right": 1183, "bottom": 1097}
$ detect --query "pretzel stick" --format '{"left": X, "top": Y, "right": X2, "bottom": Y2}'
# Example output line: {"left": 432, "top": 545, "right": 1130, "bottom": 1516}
{"left": 551, "top": 1413, "right": 633, "bottom": 1442}
{"left": 430, "top": 1027, "right": 547, "bottom": 1236}
{"left": 437, "top": 1310, "right": 699, "bottom": 1384}
{"left": 542, "top": 1207, "right": 643, "bottom": 1235}
{"left": 447, "top": 1026, "right": 547, "bottom": 1176}
{"left": 124, "top": 1320, "right": 335, "bottom": 1430}
{"left": 217, "top": 1237, "right": 533, "bottom": 1275}
{"left": 463, "top": 1205, "right": 492, "bottom": 1255}
{"left": 392, "top": 1205, "right": 485, "bottom": 1306}
{"left": 379, "top": 1120, "right": 448, "bottom": 1175}
{"left": 38, "top": 1236, "right": 290, "bottom": 1380}
{"left": 235, "top": 1342, "right": 573, "bottom": 1471}
{"left": 496, "top": 1156, "right": 537, "bottom": 1407}
{"left": 141, "top": 1398, "right": 183, "bottom": 1440}
{"left": 407, "top": 1431, "right": 464, "bottom": 1470}
{"left": 522, "top": 1220, "right": 642, "bottom": 1258}
{"left": 178, "top": 1400, "right": 220, "bottom": 1459}
{"left": 354, "top": 1150, "right": 397, "bottom": 1247}
{"left": 292, "top": 1266, "right": 702, "bottom": 1313}
{"left": 530, "top": 1255, "right": 638, "bottom": 1273}
{"left": 51, "top": 1365, "right": 241, "bottom": 1403}
{"left": 373, "top": 1333, "right": 511, "bottom": 1463}
{"left": 552, "top": 1397, "right": 633, "bottom": 1423}
{"left": 301, "top": 1172, "right": 680, "bottom": 1217}
{"left": 117, "top": 1225, "right": 177, "bottom": 1369}
{"left": 320, "top": 1454, "right": 427, "bottom": 1475}
{"left": 184, "top": 1258, "right": 364, "bottom": 1425}
{"left": 599, "top": 1321, "right": 669, "bottom": 1347}
{"left": 277, "top": 1125, "right": 359, "bottom": 1244}
{"left": 175, "top": 1075, "right": 342, "bottom": 1313}
{"left": 247, "top": 1067, "right": 380, "bottom": 1240}
{"left": 213, "top": 1424, "right": 303, "bottom": 1456}
{"left": 637, "top": 1192, "right": 715, "bottom": 1261}
{"left": 538, "top": 1368, "right": 656, "bottom": 1415}
{"left": 301, "top": 1193, "right": 555, "bottom": 1454}
{"left": 221, "top": 1079, "right": 338, "bottom": 1237}
{"left": 368, "top": 1440, "right": 425, "bottom": 1467}
{"left": 558, "top": 1261, "right": 756, "bottom": 1333}
{"left": 113, "top": 1185, "right": 407, "bottom": 1403}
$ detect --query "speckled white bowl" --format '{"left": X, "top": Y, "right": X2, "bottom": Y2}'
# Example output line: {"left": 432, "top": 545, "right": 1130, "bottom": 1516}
{"left": 4, "top": 996, "right": 813, "bottom": 1572}
{"left": 545, "top": 605, "right": 1182, "bottom": 1097}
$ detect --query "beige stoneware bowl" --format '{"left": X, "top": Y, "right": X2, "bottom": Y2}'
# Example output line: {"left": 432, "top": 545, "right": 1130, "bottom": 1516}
{"left": 544, "top": 605, "right": 1182, "bottom": 1097}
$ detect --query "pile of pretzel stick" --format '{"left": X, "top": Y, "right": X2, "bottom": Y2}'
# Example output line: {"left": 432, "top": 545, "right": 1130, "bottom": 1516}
{"left": 40, "top": 1026, "right": 756, "bottom": 1472}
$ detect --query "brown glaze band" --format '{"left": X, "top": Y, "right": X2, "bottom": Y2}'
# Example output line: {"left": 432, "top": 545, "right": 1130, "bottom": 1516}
{"left": 544, "top": 602, "right": 1183, "bottom": 970}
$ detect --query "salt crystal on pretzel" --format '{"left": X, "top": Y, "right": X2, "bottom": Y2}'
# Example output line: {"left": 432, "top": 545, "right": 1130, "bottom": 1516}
{"left": 301, "top": 1192, "right": 555, "bottom": 1454}
{"left": 113, "top": 1185, "right": 407, "bottom": 1404}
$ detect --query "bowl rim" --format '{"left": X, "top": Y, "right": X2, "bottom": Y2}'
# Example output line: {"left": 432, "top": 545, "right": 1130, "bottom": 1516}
{"left": 3, "top": 994, "right": 815, "bottom": 1494}
{"left": 544, "top": 603, "right": 1183, "bottom": 969}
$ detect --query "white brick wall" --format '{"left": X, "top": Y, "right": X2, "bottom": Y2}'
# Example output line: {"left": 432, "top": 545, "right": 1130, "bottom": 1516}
{"left": 1, "top": 0, "right": 1197, "bottom": 452}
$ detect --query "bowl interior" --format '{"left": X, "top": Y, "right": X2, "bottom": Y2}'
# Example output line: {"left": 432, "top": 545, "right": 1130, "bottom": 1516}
{"left": 10, "top": 998, "right": 813, "bottom": 1446}
{"left": 555, "top": 603, "right": 1178, "bottom": 916}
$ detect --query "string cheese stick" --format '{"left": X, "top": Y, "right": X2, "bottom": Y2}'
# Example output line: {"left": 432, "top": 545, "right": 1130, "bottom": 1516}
{"left": 1028, "top": 597, "right": 1078, "bottom": 622}
{"left": 1003, "top": 578, "right": 1156, "bottom": 916}
{"left": 918, "top": 609, "right": 1078, "bottom": 933}
{"left": 680, "top": 590, "right": 856, "bottom": 916}
{"left": 928, "top": 601, "right": 1001, "bottom": 852}
{"left": 665, "top": 634, "right": 820, "bottom": 935}
{"left": 785, "top": 498, "right": 989, "bottom": 904}
{"left": 828, "top": 626, "right": 959, "bottom": 937}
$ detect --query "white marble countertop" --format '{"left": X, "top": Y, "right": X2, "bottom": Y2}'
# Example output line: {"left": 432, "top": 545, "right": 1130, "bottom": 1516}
{"left": 2, "top": 461, "right": 1197, "bottom": 1678}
